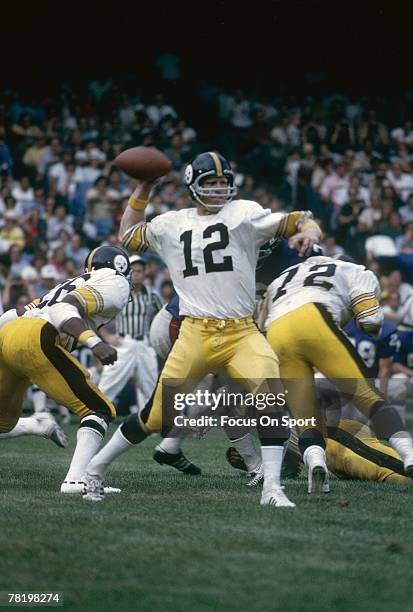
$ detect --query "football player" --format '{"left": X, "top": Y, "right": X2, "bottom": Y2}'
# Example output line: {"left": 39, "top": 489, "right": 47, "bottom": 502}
{"left": 261, "top": 254, "right": 413, "bottom": 492}
{"left": 83, "top": 151, "right": 322, "bottom": 507}
{"left": 0, "top": 246, "right": 131, "bottom": 494}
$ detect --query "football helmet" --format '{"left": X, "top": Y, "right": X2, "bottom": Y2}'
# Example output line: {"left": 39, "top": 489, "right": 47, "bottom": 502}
{"left": 184, "top": 151, "right": 237, "bottom": 212}
{"left": 84, "top": 246, "right": 131, "bottom": 277}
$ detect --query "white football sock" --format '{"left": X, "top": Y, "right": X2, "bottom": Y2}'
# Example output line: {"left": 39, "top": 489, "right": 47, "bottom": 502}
{"left": 0, "top": 416, "right": 41, "bottom": 439}
{"left": 261, "top": 445, "right": 283, "bottom": 489}
{"left": 389, "top": 431, "right": 413, "bottom": 463}
{"left": 303, "top": 445, "right": 327, "bottom": 469}
{"left": 87, "top": 427, "right": 134, "bottom": 478}
{"left": 64, "top": 428, "right": 103, "bottom": 482}
{"left": 230, "top": 432, "right": 261, "bottom": 472}
{"left": 32, "top": 389, "right": 47, "bottom": 413}
{"left": 157, "top": 436, "right": 182, "bottom": 454}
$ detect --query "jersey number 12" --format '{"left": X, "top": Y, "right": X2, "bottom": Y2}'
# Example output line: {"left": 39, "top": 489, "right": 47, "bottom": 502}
{"left": 180, "top": 223, "right": 234, "bottom": 277}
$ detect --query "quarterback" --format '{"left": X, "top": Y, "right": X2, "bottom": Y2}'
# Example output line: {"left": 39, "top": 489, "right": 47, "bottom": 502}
{"left": 261, "top": 255, "right": 413, "bottom": 492}
{"left": 83, "top": 151, "right": 321, "bottom": 507}
{"left": 0, "top": 246, "right": 131, "bottom": 493}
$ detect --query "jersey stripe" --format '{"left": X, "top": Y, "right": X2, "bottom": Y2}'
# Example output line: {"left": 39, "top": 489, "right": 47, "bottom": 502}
{"left": 116, "top": 287, "right": 161, "bottom": 339}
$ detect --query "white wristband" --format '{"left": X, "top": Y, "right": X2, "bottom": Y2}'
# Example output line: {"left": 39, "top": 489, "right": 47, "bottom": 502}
{"left": 86, "top": 335, "right": 102, "bottom": 349}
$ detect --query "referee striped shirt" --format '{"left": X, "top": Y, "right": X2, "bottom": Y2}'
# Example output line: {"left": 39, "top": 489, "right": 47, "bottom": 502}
{"left": 116, "top": 285, "right": 162, "bottom": 339}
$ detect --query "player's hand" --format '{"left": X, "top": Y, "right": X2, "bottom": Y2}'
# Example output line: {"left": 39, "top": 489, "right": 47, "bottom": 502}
{"left": 288, "top": 232, "right": 319, "bottom": 257}
{"left": 132, "top": 178, "right": 161, "bottom": 200}
{"left": 92, "top": 342, "right": 118, "bottom": 366}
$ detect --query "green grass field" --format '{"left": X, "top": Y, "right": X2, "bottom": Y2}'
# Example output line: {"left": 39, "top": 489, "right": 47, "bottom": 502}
{"left": 1, "top": 424, "right": 413, "bottom": 612}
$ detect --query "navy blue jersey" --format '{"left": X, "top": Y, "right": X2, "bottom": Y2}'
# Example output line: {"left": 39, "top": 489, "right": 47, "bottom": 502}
{"left": 165, "top": 293, "right": 181, "bottom": 320}
{"left": 394, "top": 330, "right": 413, "bottom": 369}
{"left": 343, "top": 318, "right": 399, "bottom": 377}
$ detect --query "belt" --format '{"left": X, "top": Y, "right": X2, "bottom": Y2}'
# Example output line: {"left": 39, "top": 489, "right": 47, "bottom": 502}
{"left": 184, "top": 315, "right": 253, "bottom": 330}
{"left": 119, "top": 333, "right": 144, "bottom": 341}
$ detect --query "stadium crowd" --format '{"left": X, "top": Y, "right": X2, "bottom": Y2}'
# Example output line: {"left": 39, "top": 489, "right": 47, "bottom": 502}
{"left": 1, "top": 81, "right": 413, "bottom": 320}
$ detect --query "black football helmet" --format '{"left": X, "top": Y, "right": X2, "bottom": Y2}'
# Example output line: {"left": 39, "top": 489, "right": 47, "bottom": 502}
{"left": 84, "top": 245, "right": 131, "bottom": 277}
{"left": 183, "top": 151, "right": 237, "bottom": 212}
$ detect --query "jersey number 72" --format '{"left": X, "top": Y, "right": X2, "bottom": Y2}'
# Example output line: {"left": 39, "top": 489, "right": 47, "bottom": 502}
{"left": 272, "top": 263, "right": 337, "bottom": 302}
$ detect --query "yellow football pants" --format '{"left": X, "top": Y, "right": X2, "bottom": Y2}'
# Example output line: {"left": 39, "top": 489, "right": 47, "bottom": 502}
{"left": 267, "top": 303, "right": 383, "bottom": 435}
{"left": 0, "top": 318, "right": 115, "bottom": 433}
{"left": 140, "top": 315, "right": 280, "bottom": 433}
{"left": 327, "top": 420, "right": 410, "bottom": 484}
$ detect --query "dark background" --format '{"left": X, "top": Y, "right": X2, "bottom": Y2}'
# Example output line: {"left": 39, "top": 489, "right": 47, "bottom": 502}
{"left": 2, "top": 0, "right": 412, "bottom": 95}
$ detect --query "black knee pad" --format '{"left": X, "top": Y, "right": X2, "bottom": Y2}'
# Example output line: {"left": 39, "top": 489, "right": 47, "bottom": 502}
{"left": 257, "top": 411, "right": 290, "bottom": 444}
{"left": 120, "top": 414, "right": 148, "bottom": 444}
{"left": 369, "top": 401, "right": 405, "bottom": 440}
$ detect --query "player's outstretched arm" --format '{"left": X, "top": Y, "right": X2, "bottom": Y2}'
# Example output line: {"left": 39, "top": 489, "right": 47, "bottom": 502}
{"left": 119, "top": 179, "right": 159, "bottom": 241}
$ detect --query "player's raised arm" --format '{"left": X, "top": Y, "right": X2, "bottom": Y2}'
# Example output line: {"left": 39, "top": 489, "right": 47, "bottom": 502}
{"left": 119, "top": 179, "right": 160, "bottom": 253}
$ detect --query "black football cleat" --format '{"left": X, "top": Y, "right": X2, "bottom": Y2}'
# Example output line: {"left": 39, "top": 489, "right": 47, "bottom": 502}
{"left": 225, "top": 446, "right": 248, "bottom": 472}
{"left": 153, "top": 446, "right": 201, "bottom": 475}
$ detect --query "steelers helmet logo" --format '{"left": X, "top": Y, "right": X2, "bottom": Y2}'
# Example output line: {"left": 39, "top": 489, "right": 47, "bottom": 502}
{"left": 184, "top": 164, "right": 193, "bottom": 185}
{"left": 113, "top": 254, "right": 128, "bottom": 274}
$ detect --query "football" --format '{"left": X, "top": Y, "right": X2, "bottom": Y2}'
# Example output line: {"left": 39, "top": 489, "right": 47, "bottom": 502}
{"left": 114, "top": 146, "right": 172, "bottom": 180}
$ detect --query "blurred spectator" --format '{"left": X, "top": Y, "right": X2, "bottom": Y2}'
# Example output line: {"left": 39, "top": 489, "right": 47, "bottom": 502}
{"left": 160, "top": 280, "right": 174, "bottom": 303}
{"left": 85, "top": 176, "right": 120, "bottom": 238}
{"left": 382, "top": 291, "right": 403, "bottom": 323}
{"left": 146, "top": 94, "right": 177, "bottom": 125}
{"left": 12, "top": 176, "right": 34, "bottom": 209}
{"left": 46, "top": 204, "right": 74, "bottom": 241}
{"left": 398, "top": 194, "right": 413, "bottom": 225}
{"left": 319, "top": 162, "right": 349, "bottom": 206}
{"left": 386, "top": 270, "right": 413, "bottom": 304}
{"left": 391, "top": 120, "right": 413, "bottom": 146}
{"left": 386, "top": 162, "right": 413, "bottom": 203}
{"left": 396, "top": 223, "right": 413, "bottom": 254}
{"left": 65, "top": 233, "right": 89, "bottom": 270}
{"left": 0, "top": 210, "right": 25, "bottom": 248}
{"left": 32, "top": 264, "right": 60, "bottom": 298}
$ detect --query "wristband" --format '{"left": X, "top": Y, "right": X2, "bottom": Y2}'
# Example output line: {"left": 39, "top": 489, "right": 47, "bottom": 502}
{"left": 299, "top": 220, "right": 316, "bottom": 230}
{"left": 128, "top": 196, "right": 148, "bottom": 211}
{"left": 78, "top": 330, "right": 101, "bottom": 349}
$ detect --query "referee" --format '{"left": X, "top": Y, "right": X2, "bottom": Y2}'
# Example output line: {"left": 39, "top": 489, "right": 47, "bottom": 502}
{"left": 99, "top": 255, "right": 162, "bottom": 411}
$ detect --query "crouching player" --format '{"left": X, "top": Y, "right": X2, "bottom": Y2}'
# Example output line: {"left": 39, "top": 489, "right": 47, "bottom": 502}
{"left": 0, "top": 246, "right": 131, "bottom": 493}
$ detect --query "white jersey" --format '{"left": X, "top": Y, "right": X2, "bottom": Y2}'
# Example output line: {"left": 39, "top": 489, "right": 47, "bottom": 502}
{"left": 23, "top": 268, "right": 130, "bottom": 351}
{"left": 262, "top": 256, "right": 383, "bottom": 334}
{"left": 122, "top": 199, "right": 311, "bottom": 319}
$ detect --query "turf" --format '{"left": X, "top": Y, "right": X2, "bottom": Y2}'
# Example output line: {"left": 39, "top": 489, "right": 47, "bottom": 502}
{"left": 1, "top": 424, "right": 413, "bottom": 612}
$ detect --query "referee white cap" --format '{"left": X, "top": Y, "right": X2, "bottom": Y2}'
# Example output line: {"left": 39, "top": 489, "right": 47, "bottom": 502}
{"left": 129, "top": 254, "right": 147, "bottom": 266}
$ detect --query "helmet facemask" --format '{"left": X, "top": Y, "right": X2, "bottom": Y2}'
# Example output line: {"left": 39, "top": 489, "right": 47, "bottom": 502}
{"left": 189, "top": 171, "right": 237, "bottom": 212}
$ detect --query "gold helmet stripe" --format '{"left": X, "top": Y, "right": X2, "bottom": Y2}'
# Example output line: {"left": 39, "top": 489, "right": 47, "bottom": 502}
{"left": 208, "top": 151, "right": 223, "bottom": 177}
{"left": 86, "top": 247, "right": 99, "bottom": 272}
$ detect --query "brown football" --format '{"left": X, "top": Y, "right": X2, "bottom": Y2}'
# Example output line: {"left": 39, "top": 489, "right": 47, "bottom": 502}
{"left": 114, "top": 146, "right": 172, "bottom": 180}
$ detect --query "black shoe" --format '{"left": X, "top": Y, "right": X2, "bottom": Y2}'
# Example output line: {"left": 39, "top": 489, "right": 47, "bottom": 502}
{"left": 225, "top": 446, "right": 248, "bottom": 472}
{"left": 153, "top": 447, "right": 201, "bottom": 475}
